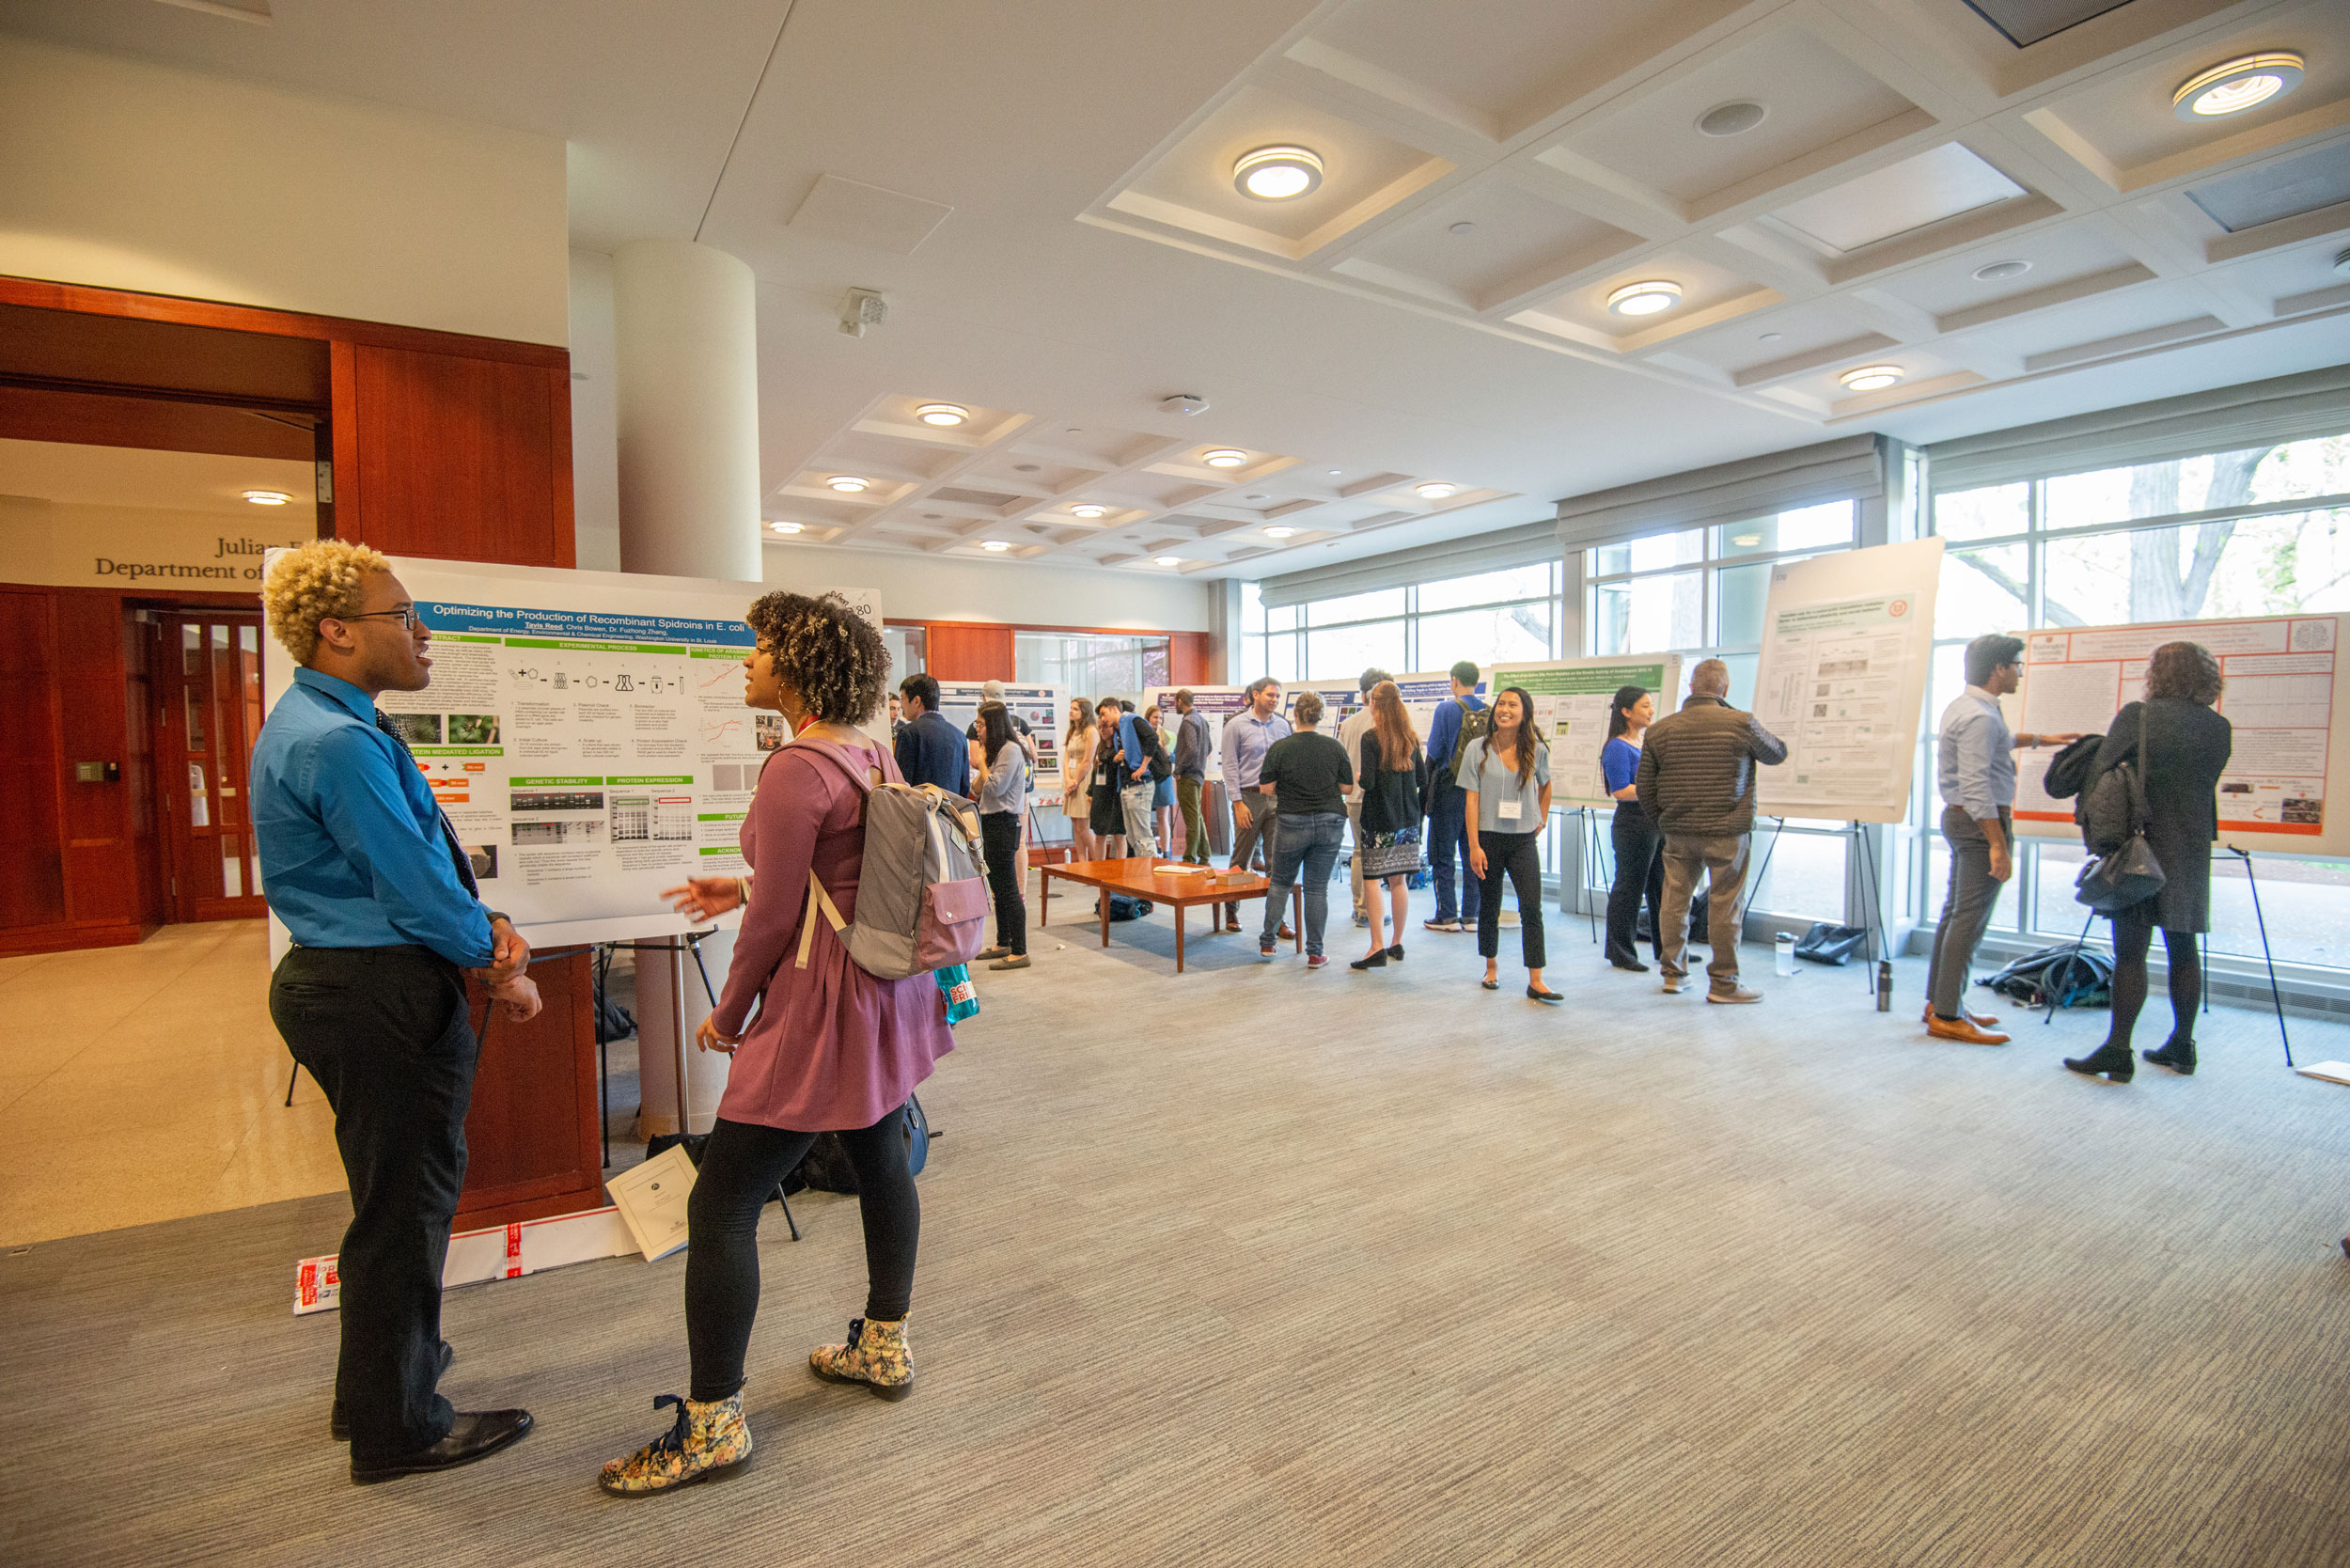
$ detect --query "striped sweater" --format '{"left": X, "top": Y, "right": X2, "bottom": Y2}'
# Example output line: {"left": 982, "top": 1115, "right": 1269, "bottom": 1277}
{"left": 1633, "top": 696, "right": 1788, "bottom": 838}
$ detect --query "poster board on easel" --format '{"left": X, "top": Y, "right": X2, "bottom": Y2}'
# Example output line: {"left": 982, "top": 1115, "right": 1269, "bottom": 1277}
{"left": 1750, "top": 538, "right": 1944, "bottom": 824}
{"left": 1487, "top": 655, "right": 1682, "bottom": 810}
{"left": 2006, "top": 611, "right": 2350, "bottom": 857}
{"left": 935, "top": 681, "right": 1072, "bottom": 806}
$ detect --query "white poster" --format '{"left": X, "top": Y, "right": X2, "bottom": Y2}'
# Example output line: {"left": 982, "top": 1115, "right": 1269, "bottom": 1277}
{"left": 1489, "top": 656, "right": 1681, "bottom": 810}
{"left": 935, "top": 680, "right": 1071, "bottom": 805}
{"left": 1142, "top": 684, "right": 1252, "bottom": 782}
{"left": 2009, "top": 612, "right": 2348, "bottom": 856}
{"left": 260, "top": 554, "right": 880, "bottom": 945}
{"left": 1751, "top": 538, "right": 1943, "bottom": 823}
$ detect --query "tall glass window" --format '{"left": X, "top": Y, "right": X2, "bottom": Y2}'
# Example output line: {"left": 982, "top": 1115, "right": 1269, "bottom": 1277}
{"left": 1236, "top": 563, "right": 1564, "bottom": 689}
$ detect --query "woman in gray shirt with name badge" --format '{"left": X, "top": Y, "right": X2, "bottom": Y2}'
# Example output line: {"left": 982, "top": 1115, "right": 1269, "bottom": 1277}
{"left": 972, "top": 702, "right": 1031, "bottom": 971}
{"left": 1460, "top": 686, "right": 1559, "bottom": 1002}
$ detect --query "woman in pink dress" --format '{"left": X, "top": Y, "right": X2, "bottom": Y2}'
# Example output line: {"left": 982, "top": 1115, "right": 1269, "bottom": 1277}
{"left": 601, "top": 590, "right": 954, "bottom": 1497}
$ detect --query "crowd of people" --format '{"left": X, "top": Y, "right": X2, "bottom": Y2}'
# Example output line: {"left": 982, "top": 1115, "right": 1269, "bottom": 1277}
{"left": 249, "top": 538, "right": 2236, "bottom": 1495}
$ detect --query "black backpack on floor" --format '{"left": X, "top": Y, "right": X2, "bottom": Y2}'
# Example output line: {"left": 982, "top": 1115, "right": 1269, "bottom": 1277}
{"left": 1982, "top": 945, "right": 2113, "bottom": 1010}
{"left": 786, "top": 1095, "right": 934, "bottom": 1196}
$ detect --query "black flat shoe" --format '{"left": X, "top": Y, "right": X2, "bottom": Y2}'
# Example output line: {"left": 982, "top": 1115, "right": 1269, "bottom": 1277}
{"left": 1349, "top": 953, "right": 1387, "bottom": 971}
{"left": 2063, "top": 1043, "right": 2135, "bottom": 1083}
{"left": 1527, "top": 986, "right": 1564, "bottom": 1004}
{"left": 1611, "top": 960, "right": 1651, "bottom": 973}
{"left": 2142, "top": 1037, "right": 2197, "bottom": 1075}
{"left": 1480, "top": 978, "right": 1499, "bottom": 991}
{"left": 1386, "top": 944, "right": 1403, "bottom": 962}
{"left": 350, "top": 1408, "right": 532, "bottom": 1484}
{"left": 333, "top": 1341, "right": 453, "bottom": 1441}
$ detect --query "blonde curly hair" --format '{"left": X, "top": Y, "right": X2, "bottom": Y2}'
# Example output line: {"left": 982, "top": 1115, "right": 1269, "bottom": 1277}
{"left": 263, "top": 540, "right": 392, "bottom": 664}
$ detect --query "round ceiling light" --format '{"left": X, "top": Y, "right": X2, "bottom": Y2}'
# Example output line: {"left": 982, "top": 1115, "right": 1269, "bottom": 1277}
{"left": 1265, "top": 525, "right": 1299, "bottom": 539}
{"left": 771, "top": 521, "right": 803, "bottom": 534}
{"left": 914, "top": 402, "right": 969, "bottom": 427}
{"left": 826, "top": 476, "right": 870, "bottom": 493}
{"left": 1232, "top": 145, "right": 1324, "bottom": 201}
{"left": 979, "top": 540, "right": 1010, "bottom": 552}
{"left": 2173, "top": 53, "right": 2302, "bottom": 119}
{"left": 1449, "top": 221, "right": 1477, "bottom": 235}
{"left": 1201, "top": 448, "right": 1248, "bottom": 468}
{"left": 1840, "top": 365, "right": 1904, "bottom": 392}
{"left": 1154, "top": 556, "right": 1183, "bottom": 567}
{"left": 1697, "top": 101, "right": 1767, "bottom": 137}
{"left": 1972, "top": 259, "right": 2032, "bottom": 281}
{"left": 243, "top": 488, "right": 292, "bottom": 506}
{"left": 1069, "top": 504, "right": 1110, "bottom": 519}
{"left": 1606, "top": 280, "right": 1682, "bottom": 317}
{"left": 1415, "top": 481, "right": 1460, "bottom": 500}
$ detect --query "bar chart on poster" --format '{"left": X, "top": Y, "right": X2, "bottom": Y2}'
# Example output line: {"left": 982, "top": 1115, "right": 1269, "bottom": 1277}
{"left": 259, "top": 554, "right": 881, "bottom": 944}
{"left": 2009, "top": 612, "right": 2350, "bottom": 857}
{"left": 1488, "top": 656, "right": 1680, "bottom": 809}
{"left": 1750, "top": 538, "right": 1943, "bottom": 823}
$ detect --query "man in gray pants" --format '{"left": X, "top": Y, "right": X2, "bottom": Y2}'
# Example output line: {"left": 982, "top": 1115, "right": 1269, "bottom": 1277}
{"left": 1635, "top": 659, "right": 1787, "bottom": 1003}
{"left": 1924, "top": 634, "right": 2071, "bottom": 1045}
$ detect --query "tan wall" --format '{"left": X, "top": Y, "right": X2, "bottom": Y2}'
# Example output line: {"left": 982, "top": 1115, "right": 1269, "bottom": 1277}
{"left": 0, "top": 37, "right": 568, "bottom": 346}
{"left": 0, "top": 496, "right": 316, "bottom": 591}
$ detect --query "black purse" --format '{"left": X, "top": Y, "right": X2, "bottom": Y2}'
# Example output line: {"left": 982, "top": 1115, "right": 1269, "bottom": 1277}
{"left": 2076, "top": 702, "right": 2166, "bottom": 915}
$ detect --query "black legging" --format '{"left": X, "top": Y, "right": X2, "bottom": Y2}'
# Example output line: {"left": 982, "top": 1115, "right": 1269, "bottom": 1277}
{"left": 2104, "top": 913, "right": 2201, "bottom": 1052}
{"left": 1476, "top": 829, "right": 1545, "bottom": 970}
{"left": 1606, "top": 804, "right": 1663, "bottom": 966}
{"left": 980, "top": 810, "right": 1026, "bottom": 956}
{"left": 684, "top": 1110, "right": 918, "bottom": 1403}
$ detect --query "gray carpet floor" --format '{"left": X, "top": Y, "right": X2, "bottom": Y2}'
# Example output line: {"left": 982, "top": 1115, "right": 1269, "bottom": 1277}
{"left": 6, "top": 908, "right": 2350, "bottom": 1567}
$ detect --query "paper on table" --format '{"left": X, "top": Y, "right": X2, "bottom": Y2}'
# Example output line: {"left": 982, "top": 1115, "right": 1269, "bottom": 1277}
{"left": 606, "top": 1143, "right": 698, "bottom": 1262}
{"left": 2294, "top": 1061, "right": 2350, "bottom": 1087}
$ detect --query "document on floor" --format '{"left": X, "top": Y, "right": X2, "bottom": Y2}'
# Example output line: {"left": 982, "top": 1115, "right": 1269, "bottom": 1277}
{"left": 607, "top": 1143, "right": 698, "bottom": 1262}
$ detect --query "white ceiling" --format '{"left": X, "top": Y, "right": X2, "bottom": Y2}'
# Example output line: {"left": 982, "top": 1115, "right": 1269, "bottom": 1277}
{"left": 6, "top": 0, "right": 2350, "bottom": 581}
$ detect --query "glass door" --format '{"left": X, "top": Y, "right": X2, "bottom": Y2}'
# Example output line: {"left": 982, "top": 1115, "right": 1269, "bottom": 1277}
{"left": 153, "top": 613, "right": 269, "bottom": 923}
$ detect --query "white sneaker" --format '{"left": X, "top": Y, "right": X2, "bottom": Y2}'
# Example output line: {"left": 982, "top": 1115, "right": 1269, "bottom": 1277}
{"left": 1660, "top": 973, "right": 1684, "bottom": 994}
{"left": 1424, "top": 918, "right": 1462, "bottom": 933}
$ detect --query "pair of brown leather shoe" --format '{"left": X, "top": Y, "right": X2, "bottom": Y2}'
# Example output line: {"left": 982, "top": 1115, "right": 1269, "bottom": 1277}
{"left": 1923, "top": 1005, "right": 2010, "bottom": 1045}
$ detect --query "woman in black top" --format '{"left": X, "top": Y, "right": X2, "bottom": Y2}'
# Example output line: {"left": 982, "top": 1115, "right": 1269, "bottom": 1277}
{"left": 2064, "top": 641, "right": 2233, "bottom": 1082}
{"left": 1352, "top": 681, "right": 1429, "bottom": 972}
{"left": 1257, "top": 692, "right": 1354, "bottom": 966}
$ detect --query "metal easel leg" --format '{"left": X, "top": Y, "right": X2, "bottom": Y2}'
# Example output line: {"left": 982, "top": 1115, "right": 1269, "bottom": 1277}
{"left": 2229, "top": 846, "right": 2293, "bottom": 1068}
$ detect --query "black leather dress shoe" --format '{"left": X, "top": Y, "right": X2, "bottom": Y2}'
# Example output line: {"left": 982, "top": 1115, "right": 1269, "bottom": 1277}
{"left": 351, "top": 1409, "right": 532, "bottom": 1485}
{"left": 332, "top": 1341, "right": 453, "bottom": 1440}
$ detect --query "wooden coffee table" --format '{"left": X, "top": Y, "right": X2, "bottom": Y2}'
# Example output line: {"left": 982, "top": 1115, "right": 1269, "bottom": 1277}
{"left": 1038, "top": 856, "right": 1302, "bottom": 973}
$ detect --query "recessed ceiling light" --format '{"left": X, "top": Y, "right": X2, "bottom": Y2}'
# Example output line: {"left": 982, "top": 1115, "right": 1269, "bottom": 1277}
{"left": 1245, "top": 493, "right": 1270, "bottom": 501}
{"left": 1840, "top": 365, "right": 1904, "bottom": 392}
{"left": 1232, "top": 145, "right": 1323, "bottom": 201}
{"left": 243, "top": 488, "right": 291, "bottom": 506}
{"left": 1154, "top": 555, "right": 1183, "bottom": 567}
{"left": 1327, "top": 468, "right": 1342, "bottom": 476}
{"left": 979, "top": 540, "right": 1010, "bottom": 552}
{"left": 1697, "top": 101, "right": 1767, "bottom": 137}
{"left": 1759, "top": 332, "right": 1783, "bottom": 343}
{"left": 1070, "top": 504, "right": 1110, "bottom": 519}
{"left": 1449, "top": 221, "right": 1476, "bottom": 235}
{"left": 1972, "top": 259, "right": 2031, "bottom": 281}
{"left": 826, "top": 476, "right": 870, "bottom": 493}
{"left": 1202, "top": 448, "right": 1247, "bottom": 468}
{"left": 1606, "top": 280, "right": 1682, "bottom": 318}
{"left": 1415, "top": 481, "right": 1460, "bottom": 500}
{"left": 914, "top": 402, "right": 968, "bottom": 427}
{"left": 2173, "top": 53, "right": 2303, "bottom": 120}
{"left": 771, "top": 521, "right": 803, "bottom": 534}
{"left": 1265, "top": 526, "right": 1298, "bottom": 539}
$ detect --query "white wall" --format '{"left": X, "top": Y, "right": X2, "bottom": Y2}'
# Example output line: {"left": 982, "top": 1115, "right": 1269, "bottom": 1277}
{"left": 568, "top": 249, "right": 622, "bottom": 571}
{"left": 0, "top": 37, "right": 568, "bottom": 346}
{"left": 762, "top": 542, "right": 1213, "bottom": 632}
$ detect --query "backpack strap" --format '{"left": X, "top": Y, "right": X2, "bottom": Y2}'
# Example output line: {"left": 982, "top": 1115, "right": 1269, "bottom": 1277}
{"left": 782, "top": 737, "right": 887, "bottom": 970}
{"left": 796, "top": 870, "right": 849, "bottom": 970}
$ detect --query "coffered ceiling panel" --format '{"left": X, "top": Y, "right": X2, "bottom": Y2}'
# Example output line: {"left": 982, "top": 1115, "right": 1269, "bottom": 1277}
{"left": 1763, "top": 142, "right": 2029, "bottom": 255}
{"left": 1332, "top": 186, "right": 1641, "bottom": 310}
{"left": 1654, "top": 296, "right": 1903, "bottom": 378}
{"left": 1512, "top": 250, "right": 1781, "bottom": 349}
{"left": 1542, "top": 24, "right": 1922, "bottom": 212}
{"left": 2186, "top": 138, "right": 2350, "bottom": 232}
{"left": 1959, "top": 0, "right": 2136, "bottom": 52}
{"left": 1860, "top": 221, "right": 2144, "bottom": 316}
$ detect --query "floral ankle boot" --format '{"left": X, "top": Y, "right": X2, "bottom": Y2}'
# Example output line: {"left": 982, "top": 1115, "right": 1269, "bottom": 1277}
{"left": 808, "top": 1315, "right": 913, "bottom": 1400}
{"left": 598, "top": 1392, "right": 752, "bottom": 1497}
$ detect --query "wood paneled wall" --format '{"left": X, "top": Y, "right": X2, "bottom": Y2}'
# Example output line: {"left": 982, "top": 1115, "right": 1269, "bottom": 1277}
{"left": 924, "top": 622, "right": 1015, "bottom": 681}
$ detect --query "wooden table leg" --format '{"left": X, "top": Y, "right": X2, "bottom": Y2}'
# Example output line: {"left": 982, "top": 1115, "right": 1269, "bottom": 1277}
{"left": 1099, "top": 887, "right": 1110, "bottom": 948}
{"left": 1039, "top": 869, "right": 1051, "bottom": 927}
{"left": 1292, "top": 885, "right": 1303, "bottom": 952}
{"left": 1175, "top": 902, "right": 1185, "bottom": 973}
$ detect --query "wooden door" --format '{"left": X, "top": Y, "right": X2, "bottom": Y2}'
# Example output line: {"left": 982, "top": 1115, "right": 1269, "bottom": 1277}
{"left": 153, "top": 612, "right": 269, "bottom": 923}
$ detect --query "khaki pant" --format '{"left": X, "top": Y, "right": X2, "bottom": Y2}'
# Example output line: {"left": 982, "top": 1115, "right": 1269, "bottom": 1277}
{"left": 1177, "top": 776, "right": 1209, "bottom": 865}
{"left": 1658, "top": 832, "right": 1749, "bottom": 992}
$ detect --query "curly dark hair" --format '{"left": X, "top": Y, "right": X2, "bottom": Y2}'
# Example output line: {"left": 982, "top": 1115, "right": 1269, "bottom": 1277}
{"left": 744, "top": 590, "right": 889, "bottom": 725}
{"left": 2144, "top": 640, "right": 2221, "bottom": 706}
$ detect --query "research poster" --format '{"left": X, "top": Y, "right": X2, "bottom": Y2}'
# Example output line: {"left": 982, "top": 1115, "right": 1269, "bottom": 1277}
{"left": 259, "top": 554, "right": 881, "bottom": 943}
{"left": 2009, "top": 612, "right": 2350, "bottom": 856}
{"left": 1751, "top": 537, "right": 1943, "bottom": 823}
{"left": 935, "top": 680, "right": 1072, "bottom": 805}
{"left": 1488, "top": 656, "right": 1679, "bottom": 809}
{"left": 1141, "top": 684, "right": 1253, "bottom": 781}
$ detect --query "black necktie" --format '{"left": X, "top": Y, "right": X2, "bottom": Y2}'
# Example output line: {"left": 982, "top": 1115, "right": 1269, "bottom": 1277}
{"left": 375, "top": 712, "right": 481, "bottom": 897}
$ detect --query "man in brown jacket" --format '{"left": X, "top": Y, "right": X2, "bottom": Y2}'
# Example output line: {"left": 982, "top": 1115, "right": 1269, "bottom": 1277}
{"left": 1634, "top": 659, "right": 1788, "bottom": 1002}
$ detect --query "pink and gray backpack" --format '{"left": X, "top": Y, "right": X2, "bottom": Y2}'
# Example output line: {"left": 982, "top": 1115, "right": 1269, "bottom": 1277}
{"left": 791, "top": 740, "right": 991, "bottom": 980}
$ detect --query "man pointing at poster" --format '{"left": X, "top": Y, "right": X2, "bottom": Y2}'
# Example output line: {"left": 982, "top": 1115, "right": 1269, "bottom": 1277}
{"left": 252, "top": 540, "right": 540, "bottom": 1486}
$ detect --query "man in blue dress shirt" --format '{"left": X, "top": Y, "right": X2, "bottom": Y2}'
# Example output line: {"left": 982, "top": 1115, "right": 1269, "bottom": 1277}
{"left": 894, "top": 672, "right": 973, "bottom": 796}
{"left": 252, "top": 541, "right": 540, "bottom": 1485}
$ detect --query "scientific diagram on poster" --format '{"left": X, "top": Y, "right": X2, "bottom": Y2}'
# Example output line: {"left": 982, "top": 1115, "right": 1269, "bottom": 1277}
{"left": 1489, "top": 656, "right": 1681, "bottom": 809}
{"left": 1141, "top": 684, "right": 1253, "bottom": 781}
{"left": 1751, "top": 538, "right": 1942, "bottom": 823}
{"left": 934, "top": 680, "right": 1072, "bottom": 805}
{"left": 2010, "top": 612, "right": 2350, "bottom": 857}
{"left": 260, "top": 554, "right": 880, "bottom": 942}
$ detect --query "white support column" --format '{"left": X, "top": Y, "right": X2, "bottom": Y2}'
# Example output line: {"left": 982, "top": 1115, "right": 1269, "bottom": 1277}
{"left": 610, "top": 238, "right": 762, "bottom": 1135}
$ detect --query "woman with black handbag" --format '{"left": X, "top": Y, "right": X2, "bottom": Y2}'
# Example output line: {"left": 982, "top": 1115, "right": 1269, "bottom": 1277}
{"left": 2063, "top": 641, "right": 2232, "bottom": 1083}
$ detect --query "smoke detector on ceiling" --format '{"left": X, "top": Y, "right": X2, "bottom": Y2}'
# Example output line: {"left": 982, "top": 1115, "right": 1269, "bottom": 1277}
{"left": 1697, "top": 101, "right": 1767, "bottom": 137}
{"left": 1160, "top": 394, "right": 1209, "bottom": 416}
